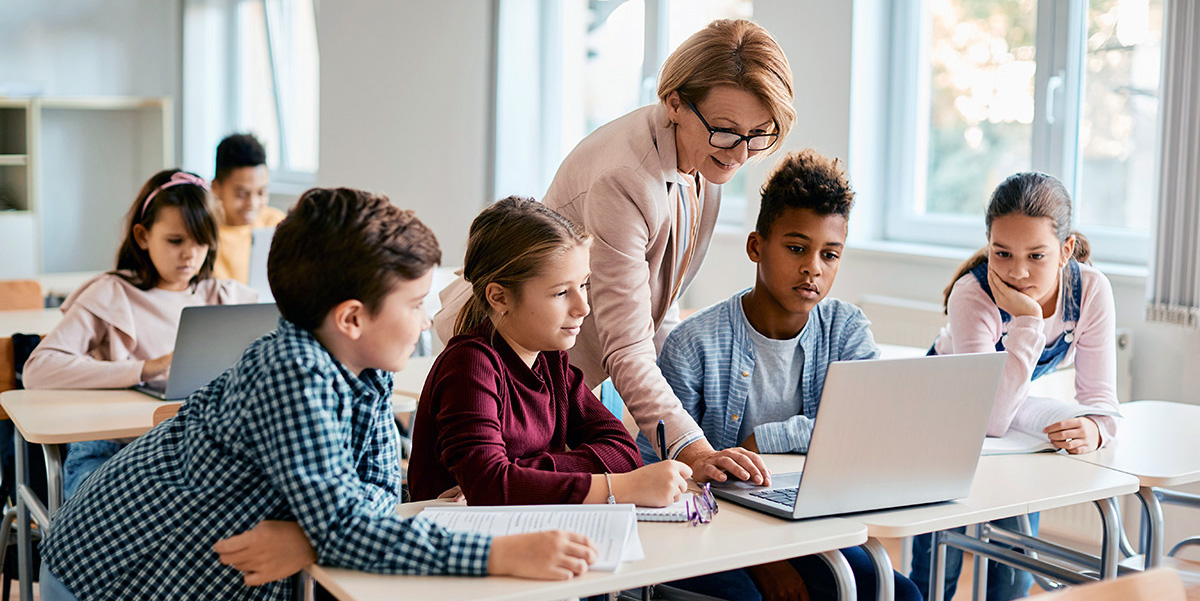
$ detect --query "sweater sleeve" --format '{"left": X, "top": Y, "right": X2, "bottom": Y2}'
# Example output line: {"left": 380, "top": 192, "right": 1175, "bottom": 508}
{"left": 1070, "top": 271, "right": 1120, "bottom": 446}
{"left": 581, "top": 169, "right": 706, "bottom": 455}
{"left": 23, "top": 304, "right": 145, "bottom": 390}
{"left": 945, "top": 277, "right": 1045, "bottom": 436}
{"left": 431, "top": 343, "right": 596, "bottom": 505}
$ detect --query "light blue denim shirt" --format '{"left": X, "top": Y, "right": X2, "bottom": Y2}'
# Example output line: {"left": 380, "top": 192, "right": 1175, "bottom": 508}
{"left": 641, "top": 289, "right": 879, "bottom": 461}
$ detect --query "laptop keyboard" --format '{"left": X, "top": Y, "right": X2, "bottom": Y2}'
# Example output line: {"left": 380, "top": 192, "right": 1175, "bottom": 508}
{"left": 750, "top": 487, "right": 798, "bottom": 506}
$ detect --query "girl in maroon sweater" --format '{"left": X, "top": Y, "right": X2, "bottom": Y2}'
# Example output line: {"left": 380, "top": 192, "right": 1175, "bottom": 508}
{"left": 410, "top": 196, "right": 691, "bottom": 506}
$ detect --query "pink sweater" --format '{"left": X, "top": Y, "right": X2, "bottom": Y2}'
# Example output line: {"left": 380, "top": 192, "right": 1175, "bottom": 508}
{"left": 24, "top": 273, "right": 257, "bottom": 390}
{"left": 934, "top": 262, "right": 1119, "bottom": 444}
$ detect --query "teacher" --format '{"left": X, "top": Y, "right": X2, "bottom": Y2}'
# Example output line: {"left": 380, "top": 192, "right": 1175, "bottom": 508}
{"left": 543, "top": 19, "right": 794, "bottom": 484}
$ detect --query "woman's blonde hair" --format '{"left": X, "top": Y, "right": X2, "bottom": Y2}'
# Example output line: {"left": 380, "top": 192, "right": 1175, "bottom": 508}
{"left": 657, "top": 19, "right": 795, "bottom": 152}
{"left": 455, "top": 196, "right": 593, "bottom": 337}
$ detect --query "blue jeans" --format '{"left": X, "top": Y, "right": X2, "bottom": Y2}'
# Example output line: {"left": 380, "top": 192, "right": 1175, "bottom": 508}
{"left": 40, "top": 563, "right": 83, "bottom": 601}
{"left": 668, "top": 545, "right": 922, "bottom": 601}
{"left": 63, "top": 439, "right": 123, "bottom": 498}
{"left": 910, "top": 513, "right": 1040, "bottom": 600}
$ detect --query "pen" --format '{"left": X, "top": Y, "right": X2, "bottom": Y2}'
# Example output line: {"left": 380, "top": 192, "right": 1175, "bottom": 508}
{"left": 657, "top": 419, "right": 668, "bottom": 460}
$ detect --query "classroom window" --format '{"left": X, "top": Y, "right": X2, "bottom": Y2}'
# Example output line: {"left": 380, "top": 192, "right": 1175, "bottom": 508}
{"left": 493, "top": 0, "right": 754, "bottom": 227}
{"left": 884, "top": 0, "right": 1162, "bottom": 264}
{"left": 236, "top": 0, "right": 319, "bottom": 181}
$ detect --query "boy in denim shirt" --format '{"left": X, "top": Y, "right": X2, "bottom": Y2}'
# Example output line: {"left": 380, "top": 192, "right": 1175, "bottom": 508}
{"left": 38, "top": 188, "right": 596, "bottom": 601}
{"left": 654, "top": 151, "right": 920, "bottom": 601}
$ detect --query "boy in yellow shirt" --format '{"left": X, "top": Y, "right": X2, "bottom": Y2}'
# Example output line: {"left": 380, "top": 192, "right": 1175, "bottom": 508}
{"left": 211, "top": 133, "right": 286, "bottom": 282}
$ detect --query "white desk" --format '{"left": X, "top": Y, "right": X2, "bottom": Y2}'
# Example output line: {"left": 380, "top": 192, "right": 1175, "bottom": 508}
{"left": 759, "top": 453, "right": 1140, "bottom": 601}
{"left": 0, "top": 308, "right": 61, "bottom": 338}
{"left": 1068, "top": 400, "right": 1200, "bottom": 567}
{"left": 307, "top": 498, "right": 868, "bottom": 601}
{"left": 1, "top": 389, "right": 175, "bottom": 601}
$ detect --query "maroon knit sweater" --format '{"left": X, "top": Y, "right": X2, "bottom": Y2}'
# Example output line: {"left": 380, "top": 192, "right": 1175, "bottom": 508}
{"left": 408, "top": 328, "right": 642, "bottom": 505}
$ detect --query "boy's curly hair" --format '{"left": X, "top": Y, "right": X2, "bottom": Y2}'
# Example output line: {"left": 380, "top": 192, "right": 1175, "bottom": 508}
{"left": 755, "top": 149, "right": 855, "bottom": 235}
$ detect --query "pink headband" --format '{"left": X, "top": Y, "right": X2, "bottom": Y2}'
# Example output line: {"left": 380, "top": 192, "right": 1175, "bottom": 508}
{"left": 141, "top": 172, "right": 210, "bottom": 219}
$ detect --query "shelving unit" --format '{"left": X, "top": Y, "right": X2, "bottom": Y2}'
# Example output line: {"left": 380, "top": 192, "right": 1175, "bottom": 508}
{"left": 0, "top": 97, "right": 172, "bottom": 278}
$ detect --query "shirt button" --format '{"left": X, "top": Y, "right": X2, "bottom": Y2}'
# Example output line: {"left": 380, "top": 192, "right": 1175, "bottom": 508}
{"left": 732, "top": 414, "right": 739, "bottom": 421}
{"left": 741, "top": 370, "right": 750, "bottom": 377}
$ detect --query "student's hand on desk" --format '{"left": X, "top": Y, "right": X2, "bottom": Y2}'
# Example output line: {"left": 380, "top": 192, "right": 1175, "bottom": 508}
{"left": 987, "top": 268, "right": 1042, "bottom": 318}
{"left": 488, "top": 530, "right": 597, "bottom": 580}
{"left": 437, "top": 485, "right": 465, "bottom": 502}
{"left": 612, "top": 460, "right": 691, "bottom": 507}
{"left": 747, "top": 560, "right": 810, "bottom": 601}
{"left": 1044, "top": 416, "right": 1101, "bottom": 454}
{"left": 140, "top": 352, "right": 174, "bottom": 381}
{"left": 677, "top": 441, "right": 771, "bottom": 486}
{"left": 214, "top": 520, "right": 317, "bottom": 586}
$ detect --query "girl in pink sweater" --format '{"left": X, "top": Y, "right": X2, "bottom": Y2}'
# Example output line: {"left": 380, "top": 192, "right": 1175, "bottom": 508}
{"left": 911, "top": 172, "right": 1119, "bottom": 601}
{"left": 25, "top": 168, "right": 256, "bottom": 496}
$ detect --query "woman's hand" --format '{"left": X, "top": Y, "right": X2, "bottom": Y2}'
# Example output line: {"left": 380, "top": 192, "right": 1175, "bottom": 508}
{"left": 677, "top": 440, "right": 771, "bottom": 486}
{"left": 141, "top": 352, "right": 174, "bottom": 381}
{"left": 987, "top": 267, "right": 1042, "bottom": 318}
{"left": 1044, "top": 416, "right": 1101, "bottom": 454}
{"left": 213, "top": 520, "right": 317, "bottom": 586}
{"left": 487, "top": 531, "right": 597, "bottom": 580}
{"left": 611, "top": 461, "right": 691, "bottom": 507}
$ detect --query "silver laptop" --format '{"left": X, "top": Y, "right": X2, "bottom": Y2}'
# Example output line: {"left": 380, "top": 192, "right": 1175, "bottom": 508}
{"left": 133, "top": 303, "right": 280, "bottom": 400}
{"left": 710, "top": 352, "right": 1006, "bottom": 520}
{"left": 247, "top": 227, "right": 275, "bottom": 302}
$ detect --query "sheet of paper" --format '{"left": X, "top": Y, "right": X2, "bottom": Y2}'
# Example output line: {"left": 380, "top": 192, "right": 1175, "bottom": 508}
{"left": 1010, "top": 395, "right": 1120, "bottom": 437}
{"left": 981, "top": 429, "right": 1052, "bottom": 455}
{"left": 421, "top": 504, "right": 637, "bottom": 571}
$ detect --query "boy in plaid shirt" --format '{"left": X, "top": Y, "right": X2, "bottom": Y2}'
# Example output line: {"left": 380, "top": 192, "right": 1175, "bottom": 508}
{"left": 39, "top": 188, "right": 597, "bottom": 601}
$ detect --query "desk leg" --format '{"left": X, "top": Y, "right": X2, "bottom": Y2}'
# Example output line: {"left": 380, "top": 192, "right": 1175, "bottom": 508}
{"left": 43, "top": 444, "right": 63, "bottom": 513}
{"left": 1094, "top": 497, "right": 1120, "bottom": 579}
{"left": 817, "top": 549, "right": 857, "bottom": 601}
{"left": 972, "top": 523, "right": 988, "bottom": 601}
{"left": 862, "top": 538, "right": 892, "bottom": 601}
{"left": 930, "top": 531, "right": 947, "bottom": 601}
{"left": 15, "top": 431, "right": 33, "bottom": 601}
{"left": 1136, "top": 487, "right": 1163, "bottom": 568}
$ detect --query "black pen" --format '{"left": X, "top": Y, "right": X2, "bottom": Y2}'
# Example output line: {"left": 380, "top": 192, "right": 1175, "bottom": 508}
{"left": 657, "top": 419, "right": 668, "bottom": 460}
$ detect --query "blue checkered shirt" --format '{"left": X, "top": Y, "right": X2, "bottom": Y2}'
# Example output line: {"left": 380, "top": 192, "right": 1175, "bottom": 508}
{"left": 41, "top": 318, "right": 491, "bottom": 600}
{"left": 641, "top": 290, "right": 879, "bottom": 460}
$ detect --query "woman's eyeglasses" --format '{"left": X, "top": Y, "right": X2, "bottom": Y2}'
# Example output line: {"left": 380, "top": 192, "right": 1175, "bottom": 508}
{"left": 687, "top": 483, "right": 719, "bottom": 526}
{"left": 686, "top": 101, "right": 778, "bottom": 152}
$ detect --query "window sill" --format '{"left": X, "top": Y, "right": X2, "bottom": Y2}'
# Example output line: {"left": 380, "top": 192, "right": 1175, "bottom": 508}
{"left": 845, "top": 239, "right": 1148, "bottom": 287}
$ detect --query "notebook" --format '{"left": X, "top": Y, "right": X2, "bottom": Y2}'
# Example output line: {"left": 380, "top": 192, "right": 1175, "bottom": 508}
{"left": 981, "top": 395, "right": 1122, "bottom": 455}
{"left": 133, "top": 303, "right": 280, "bottom": 400}
{"left": 635, "top": 493, "right": 695, "bottom": 522}
{"left": 710, "top": 352, "right": 1006, "bottom": 520}
{"left": 420, "top": 504, "right": 643, "bottom": 571}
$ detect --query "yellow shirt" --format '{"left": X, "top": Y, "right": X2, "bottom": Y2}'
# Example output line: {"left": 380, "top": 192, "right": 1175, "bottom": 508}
{"left": 212, "top": 206, "right": 286, "bottom": 283}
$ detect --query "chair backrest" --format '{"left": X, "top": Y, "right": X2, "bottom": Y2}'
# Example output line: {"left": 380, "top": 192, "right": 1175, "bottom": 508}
{"left": 1037, "top": 568, "right": 1186, "bottom": 601}
{"left": 152, "top": 403, "right": 182, "bottom": 426}
{"left": 0, "top": 280, "right": 42, "bottom": 311}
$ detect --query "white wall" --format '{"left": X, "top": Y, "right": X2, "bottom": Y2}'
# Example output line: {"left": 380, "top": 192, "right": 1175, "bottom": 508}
{"left": 0, "top": 0, "right": 183, "bottom": 276}
{"left": 315, "top": 0, "right": 493, "bottom": 263}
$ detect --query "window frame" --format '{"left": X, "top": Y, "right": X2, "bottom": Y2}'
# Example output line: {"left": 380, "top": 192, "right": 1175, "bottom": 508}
{"left": 883, "top": 0, "right": 1154, "bottom": 265}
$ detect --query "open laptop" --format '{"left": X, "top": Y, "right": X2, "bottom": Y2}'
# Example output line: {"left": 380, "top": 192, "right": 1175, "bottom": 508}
{"left": 710, "top": 352, "right": 1007, "bottom": 520}
{"left": 133, "top": 303, "right": 280, "bottom": 400}
{"left": 247, "top": 226, "right": 275, "bottom": 302}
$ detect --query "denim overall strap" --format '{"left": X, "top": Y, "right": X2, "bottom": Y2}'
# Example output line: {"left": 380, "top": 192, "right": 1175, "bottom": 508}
{"left": 1029, "top": 259, "right": 1082, "bottom": 380}
{"left": 930, "top": 260, "right": 1083, "bottom": 366}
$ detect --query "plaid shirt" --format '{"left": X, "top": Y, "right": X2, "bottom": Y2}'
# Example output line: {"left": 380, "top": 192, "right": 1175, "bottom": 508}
{"left": 41, "top": 318, "right": 491, "bottom": 601}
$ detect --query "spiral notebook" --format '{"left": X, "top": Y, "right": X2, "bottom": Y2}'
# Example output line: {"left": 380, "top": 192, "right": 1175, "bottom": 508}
{"left": 635, "top": 493, "right": 696, "bottom": 522}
